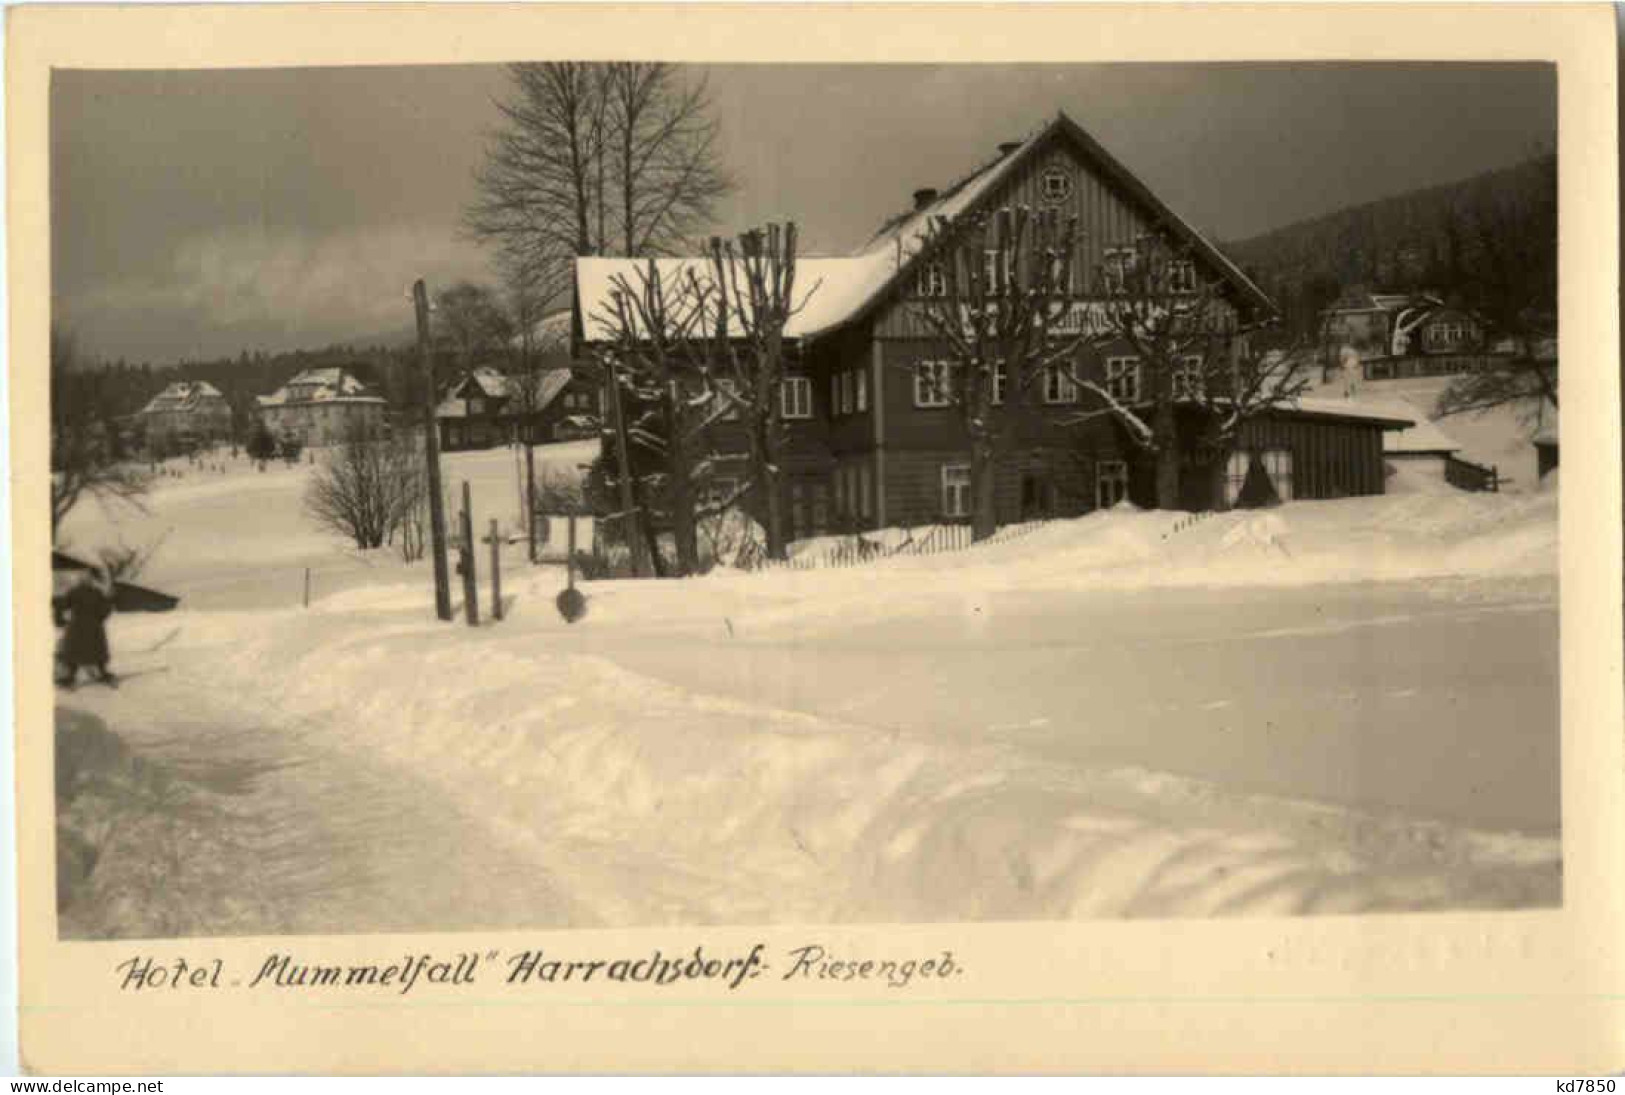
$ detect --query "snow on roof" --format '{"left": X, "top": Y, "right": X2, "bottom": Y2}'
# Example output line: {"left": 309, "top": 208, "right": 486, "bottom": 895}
{"left": 259, "top": 367, "right": 384, "bottom": 407}
{"left": 1280, "top": 396, "right": 1416, "bottom": 429}
{"left": 1382, "top": 411, "right": 1463, "bottom": 455}
{"left": 435, "top": 366, "right": 576, "bottom": 420}
{"left": 577, "top": 110, "right": 1273, "bottom": 344}
{"left": 139, "top": 380, "right": 226, "bottom": 415}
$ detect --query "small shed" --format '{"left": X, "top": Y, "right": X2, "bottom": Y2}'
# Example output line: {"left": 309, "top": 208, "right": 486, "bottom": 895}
{"left": 1380, "top": 406, "right": 1464, "bottom": 487}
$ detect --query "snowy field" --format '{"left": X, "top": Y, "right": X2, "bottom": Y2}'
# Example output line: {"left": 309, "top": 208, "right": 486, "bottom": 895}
{"left": 52, "top": 440, "right": 1561, "bottom": 937}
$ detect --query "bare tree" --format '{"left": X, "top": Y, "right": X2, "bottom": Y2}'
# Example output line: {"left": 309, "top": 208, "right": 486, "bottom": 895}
{"left": 1435, "top": 154, "right": 1558, "bottom": 419}
{"left": 908, "top": 206, "right": 1090, "bottom": 541}
{"left": 592, "top": 258, "right": 742, "bottom": 575}
{"left": 466, "top": 62, "right": 733, "bottom": 306}
{"left": 704, "top": 224, "right": 816, "bottom": 560}
{"left": 50, "top": 327, "right": 148, "bottom": 537}
{"left": 1058, "top": 232, "right": 1300, "bottom": 511}
{"left": 502, "top": 259, "right": 551, "bottom": 562}
{"left": 304, "top": 421, "right": 425, "bottom": 550}
{"left": 434, "top": 281, "right": 514, "bottom": 369}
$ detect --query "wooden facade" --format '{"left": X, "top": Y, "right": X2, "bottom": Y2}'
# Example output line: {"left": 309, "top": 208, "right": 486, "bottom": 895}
{"left": 582, "top": 111, "right": 1409, "bottom": 542}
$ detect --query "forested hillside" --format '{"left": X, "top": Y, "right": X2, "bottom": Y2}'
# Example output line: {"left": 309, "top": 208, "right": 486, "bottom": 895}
{"left": 1224, "top": 153, "right": 1557, "bottom": 337}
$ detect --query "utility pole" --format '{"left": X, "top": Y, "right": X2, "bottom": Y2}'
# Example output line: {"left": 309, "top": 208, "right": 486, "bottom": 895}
{"left": 414, "top": 279, "right": 453, "bottom": 621}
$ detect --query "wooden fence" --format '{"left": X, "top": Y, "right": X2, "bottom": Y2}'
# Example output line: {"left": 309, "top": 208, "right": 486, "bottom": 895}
{"left": 739, "top": 518, "right": 1053, "bottom": 574}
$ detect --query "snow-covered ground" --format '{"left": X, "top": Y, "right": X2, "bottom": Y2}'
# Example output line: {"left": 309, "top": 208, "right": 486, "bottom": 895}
{"left": 52, "top": 440, "right": 1561, "bottom": 936}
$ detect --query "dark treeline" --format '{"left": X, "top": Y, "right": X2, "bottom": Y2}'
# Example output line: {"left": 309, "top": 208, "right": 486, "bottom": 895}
{"left": 1223, "top": 152, "right": 1557, "bottom": 340}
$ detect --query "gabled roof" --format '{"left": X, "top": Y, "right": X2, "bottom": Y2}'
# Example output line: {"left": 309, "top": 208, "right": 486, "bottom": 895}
{"left": 139, "top": 380, "right": 227, "bottom": 415}
{"left": 435, "top": 367, "right": 576, "bottom": 420}
{"left": 577, "top": 109, "right": 1275, "bottom": 343}
{"left": 258, "top": 367, "right": 384, "bottom": 408}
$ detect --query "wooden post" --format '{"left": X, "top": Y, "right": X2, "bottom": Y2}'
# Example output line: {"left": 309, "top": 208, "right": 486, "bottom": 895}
{"left": 606, "top": 362, "right": 650, "bottom": 577}
{"left": 567, "top": 513, "right": 578, "bottom": 590}
{"left": 489, "top": 518, "right": 503, "bottom": 621}
{"left": 414, "top": 279, "right": 453, "bottom": 621}
{"left": 461, "top": 480, "right": 480, "bottom": 626}
{"left": 302, "top": 567, "right": 311, "bottom": 608}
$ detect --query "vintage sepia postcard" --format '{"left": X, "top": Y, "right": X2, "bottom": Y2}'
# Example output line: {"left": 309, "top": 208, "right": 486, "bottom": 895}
{"left": 9, "top": 1, "right": 1623, "bottom": 1075}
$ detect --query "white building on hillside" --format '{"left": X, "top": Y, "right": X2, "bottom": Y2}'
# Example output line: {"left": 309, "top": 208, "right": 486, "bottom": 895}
{"left": 257, "top": 367, "right": 387, "bottom": 447}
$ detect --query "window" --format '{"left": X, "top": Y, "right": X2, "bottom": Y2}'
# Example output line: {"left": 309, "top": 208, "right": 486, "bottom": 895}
{"left": 858, "top": 464, "right": 871, "bottom": 518}
{"left": 1262, "top": 448, "right": 1294, "bottom": 501}
{"left": 1102, "top": 247, "right": 1136, "bottom": 293}
{"left": 855, "top": 370, "right": 868, "bottom": 413}
{"left": 914, "top": 361, "right": 954, "bottom": 407}
{"left": 1096, "top": 460, "right": 1129, "bottom": 509}
{"left": 831, "top": 374, "right": 841, "bottom": 416}
{"left": 781, "top": 376, "right": 812, "bottom": 419}
{"left": 467, "top": 397, "right": 485, "bottom": 415}
{"left": 942, "top": 464, "right": 971, "bottom": 518}
{"left": 1224, "top": 449, "right": 1294, "bottom": 506}
{"left": 714, "top": 379, "right": 740, "bottom": 421}
{"left": 916, "top": 262, "right": 948, "bottom": 298}
{"left": 840, "top": 372, "right": 854, "bottom": 415}
{"left": 1040, "top": 166, "right": 1074, "bottom": 203}
{"left": 983, "top": 249, "right": 1015, "bottom": 295}
{"left": 1171, "top": 355, "right": 1204, "bottom": 401}
{"left": 1169, "top": 260, "right": 1198, "bottom": 294}
{"left": 1043, "top": 365, "right": 1078, "bottom": 405}
{"left": 1105, "top": 357, "right": 1142, "bottom": 403}
{"left": 992, "top": 359, "right": 1008, "bottom": 405}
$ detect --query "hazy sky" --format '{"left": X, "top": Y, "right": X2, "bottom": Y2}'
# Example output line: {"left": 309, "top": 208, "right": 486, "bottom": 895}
{"left": 51, "top": 62, "right": 1554, "bottom": 363}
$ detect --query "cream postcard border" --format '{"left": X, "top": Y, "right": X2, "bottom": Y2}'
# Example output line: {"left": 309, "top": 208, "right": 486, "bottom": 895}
{"left": 9, "top": 2, "right": 1622, "bottom": 1075}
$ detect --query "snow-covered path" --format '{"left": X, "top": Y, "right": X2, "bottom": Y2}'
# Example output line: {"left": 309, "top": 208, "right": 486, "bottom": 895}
{"left": 57, "top": 669, "right": 582, "bottom": 939}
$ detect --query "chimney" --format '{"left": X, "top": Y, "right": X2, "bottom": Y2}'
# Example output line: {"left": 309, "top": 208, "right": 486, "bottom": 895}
{"left": 912, "top": 188, "right": 939, "bottom": 211}
{"left": 998, "top": 141, "right": 1022, "bottom": 157}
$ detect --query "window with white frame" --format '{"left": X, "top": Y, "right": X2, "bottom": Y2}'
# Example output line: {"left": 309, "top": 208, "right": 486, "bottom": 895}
{"left": 992, "top": 359, "right": 1008, "bottom": 405}
{"left": 843, "top": 371, "right": 856, "bottom": 415}
{"left": 855, "top": 369, "right": 868, "bottom": 413}
{"left": 1102, "top": 247, "right": 1136, "bottom": 293}
{"left": 1105, "top": 357, "right": 1142, "bottom": 403}
{"left": 1171, "top": 354, "right": 1204, "bottom": 401}
{"left": 916, "top": 262, "right": 948, "bottom": 298}
{"left": 781, "top": 376, "right": 812, "bottom": 419}
{"left": 914, "top": 361, "right": 954, "bottom": 407}
{"left": 1169, "top": 259, "right": 1198, "bottom": 294}
{"left": 1224, "top": 448, "right": 1294, "bottom": 506}
{"left": 982, "top": 248, "right": 1016, "bottom": 295}
{"left": 941, "top": 464, "right": 971, "bottom": 518}
{"left": 1096, "top": 460, "right": 1129, "bottom": 509}
{"left": 1043, "top": 364, "right": 1078, "bottom": 405}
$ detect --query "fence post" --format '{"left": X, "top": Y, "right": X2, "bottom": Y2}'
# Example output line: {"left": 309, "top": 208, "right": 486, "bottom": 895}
{"left": 490, "top": 518, "right": 503, "bottom": 622}
{"left": 461, "top": 481, "right": 480, "bottom": 626}
{"left": 302, "top": 567, "right": 311, "bottom": 609}
{"left": 567, "top": 514, "right": 578, "bottom": 590}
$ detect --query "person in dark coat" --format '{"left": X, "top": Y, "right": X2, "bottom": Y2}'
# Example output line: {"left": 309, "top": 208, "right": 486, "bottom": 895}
{"left": 54, "top": 567, "right": 116, "bottom": 688}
